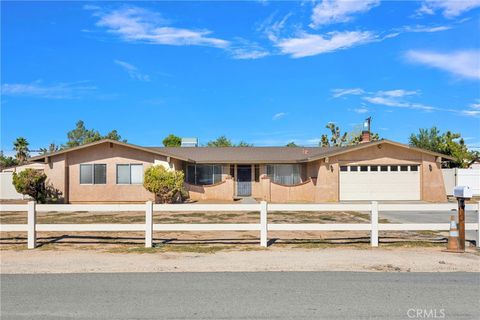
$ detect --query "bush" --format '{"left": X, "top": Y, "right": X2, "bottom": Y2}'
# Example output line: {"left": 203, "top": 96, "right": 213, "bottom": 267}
{"left": 143, "top": 165, "right": 187, "bottom": 203}
{"left": 12, "top": 169, "right": 47, "bottom": 203}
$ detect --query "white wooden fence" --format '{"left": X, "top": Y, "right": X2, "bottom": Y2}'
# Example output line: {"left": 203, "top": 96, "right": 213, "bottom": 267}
{"left": 0, "top": 201, "right": 479, "bottom": 249}
{"left": 442, "top": 168, "right": 480, "bottom": 196}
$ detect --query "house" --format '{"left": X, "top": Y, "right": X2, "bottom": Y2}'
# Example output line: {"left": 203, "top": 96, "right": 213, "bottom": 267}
{"left": 28, "top": 134, "right": 452, "bottom": 203}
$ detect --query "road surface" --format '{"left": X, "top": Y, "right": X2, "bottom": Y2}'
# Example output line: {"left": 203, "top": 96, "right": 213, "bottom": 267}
{"left": 380, "top": 209, "right": 478, "bottom": 242}
{"left": 2, "top": 272, "right": 479, "bottom": 319}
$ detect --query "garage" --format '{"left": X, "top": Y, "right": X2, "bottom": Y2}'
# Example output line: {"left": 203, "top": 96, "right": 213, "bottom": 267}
{"left": 339, "top": 164, "right": 420, "bottom": 201}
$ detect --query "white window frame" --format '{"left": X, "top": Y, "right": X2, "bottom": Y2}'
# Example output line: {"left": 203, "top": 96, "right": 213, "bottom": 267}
{"left": 116, "top": 164, "right": 144, "bottom": 185}
{"left": 79, "top": 163, "right": 107, "bottom": 185}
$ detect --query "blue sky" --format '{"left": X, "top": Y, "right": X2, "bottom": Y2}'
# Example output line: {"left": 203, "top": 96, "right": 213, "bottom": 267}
{"left": 1, "top": 0, "right": 479, "bottom": 154}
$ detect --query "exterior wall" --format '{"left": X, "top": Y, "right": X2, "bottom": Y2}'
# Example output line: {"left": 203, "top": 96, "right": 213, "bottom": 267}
{"left": 185, "top": 178, "right": 234, "bottom": 201}
{"left": 268, "top": 178, "right": 316, "bottom": 203}
{"left": 313, "top": 143, "right": 447, "bottom": 202}
{"left": 65, "top": 143, "right": 163, "bottom": 203}
{"left": 44, "top": 154, "right": 68, "bottom": 203}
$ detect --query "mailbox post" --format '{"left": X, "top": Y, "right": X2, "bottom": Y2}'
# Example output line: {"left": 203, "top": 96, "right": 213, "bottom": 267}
{"left": 453, "top": 186, "right": 472, "bottom": 252}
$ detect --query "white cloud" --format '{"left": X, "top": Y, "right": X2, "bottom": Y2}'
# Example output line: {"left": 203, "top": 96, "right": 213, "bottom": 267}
{"left": 416, "top": 0, "right": 480, "bottom": 18}
{"left": 272, "top": 112, "right": 287, "bottom": 120}
{"left": 1, "top": 81, "right": 96, "bottom": 99}
{"left": 310, "top": 0, "right": 380, "bottom": 28}
{"left": 354, "top": 107, "right": 369, "bottom": 114}
{"left": 276, "top": 31, "right": 376, "bottom": 58}
{"left": 363, "top": 96, "right": 435, "bottom": 111}
{"left": 401, "top": 25, "right": 452, "bottom": 33}
{"left": 470, "top": 102, "right": 480, "bottom": 109}
{"left": 461, "top": 110, "right": 480, "bottom": 117}
{"left": 90, "top": 6, "right": 229, "bottom": 48}
{"left": 377, "top": 89, "right": 419, "bottom": 97}
{"left": 114, "top": 60, "right": 150, "bottom": 81}
{"left": 405, "top": 50, "right": 480, "bottom": 80}
{"left": 228, "top": 39, "right": 270, "bottom": 60}
{"left": 332, "top": 88, "right": 365, "bottom": 98}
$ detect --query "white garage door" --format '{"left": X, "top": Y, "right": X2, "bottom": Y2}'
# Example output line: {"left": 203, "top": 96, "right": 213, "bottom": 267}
{"left": 340, "top": 165, "right": 420, "bottom": 201}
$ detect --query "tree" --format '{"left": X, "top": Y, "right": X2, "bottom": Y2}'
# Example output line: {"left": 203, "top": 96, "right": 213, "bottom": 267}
{"left": 104, "top": 130, "right": 127, "bottom": 143}
{"left": 286, "top": 142, "right": 298, "bottom": 147}
{"left": 12, "top": 169, "right": 47, "bottom": 203}
{"left": 64, "top": 120, "right": 126, "bottom": 148}
{"left": 0, "top": 151, "right": 18, "bottom": 170}
{"left": 13, "top": 137, "right": 29, "bottom": 164}
{"left": 319, "top": 123, "right": 380, "bottom": 147}
{"left": 409, "top": 127, "right": 477, "bottom": 168}
{"left": 207, "top": 135, "right": 233, "bottom": 147}
{"left": 65, "top": 120, "right": 102, "bottom": 148}
{"left": 143, "top": 165, "right": 187, "bottom": 203}
{"left": 40, "top": 143, "right": 59, "bottom": 155}
{"left": 162, "top": 134, "right": 182, "bottom": 147}
{"left": 237, "top": 141, "right": 253, "bottom": 147}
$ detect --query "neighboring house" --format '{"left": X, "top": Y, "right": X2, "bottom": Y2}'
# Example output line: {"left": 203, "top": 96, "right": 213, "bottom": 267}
{"left": 28, "top": 135, "right": 452, "bottom": 203}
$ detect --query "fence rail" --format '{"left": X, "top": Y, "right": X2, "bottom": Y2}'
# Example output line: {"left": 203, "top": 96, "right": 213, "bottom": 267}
{"left": 0, "top": 201, "right": 479, "bottom": 249}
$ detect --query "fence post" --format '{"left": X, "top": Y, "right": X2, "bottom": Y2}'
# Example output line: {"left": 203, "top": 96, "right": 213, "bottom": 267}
{"left": 145, "top": 201, "right": 153, "bottom": 248}
{"left": 27, "top": 201, "right": 36, "bottom": 249}
{"left": 371, "top": 201, "right": 379, "bottom": 247}
{"left": 477, "top": 201, "right": 480, "bottom": 248}
{"left": 260, "top": 201, "right": 268, "bottom": 247}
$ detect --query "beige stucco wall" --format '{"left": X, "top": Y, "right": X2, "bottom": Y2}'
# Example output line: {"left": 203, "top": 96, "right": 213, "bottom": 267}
{"left": 46, "top": 142, "right": 187, "bottom": 203}
{"left": 312, "top": 143, "right": 447, "bottom": 202}
{"left": 185, "top": 178, "right": 234, "bottom": 201}
{"left": 42, "top": 141, "right": 447, "bottom": 203}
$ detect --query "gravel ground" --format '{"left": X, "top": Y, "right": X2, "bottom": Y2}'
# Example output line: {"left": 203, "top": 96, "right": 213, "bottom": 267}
{"left": 1, "top": 247, "right": 479, "bottom": 274}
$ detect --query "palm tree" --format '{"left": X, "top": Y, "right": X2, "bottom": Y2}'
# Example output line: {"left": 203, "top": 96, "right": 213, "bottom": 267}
{"left": 13, "top": 137, "right": 29, "bottom": 164}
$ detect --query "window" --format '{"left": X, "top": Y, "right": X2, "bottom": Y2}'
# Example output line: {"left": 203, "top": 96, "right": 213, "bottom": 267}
{"left": 370, "top": 166, "right": 378, "bottom": 172}
{"left": 390, "top": 165, "right": 398, "bottom": 172}
{"left": 350, "top": 166, "right": 358, "bottom": 172}
{"left": 340, "top": 166, "right": 348, "bottom": 172}
{"left": 254, "top": 164, "right": 260, "bottom": 182}
{"left": 230, "top": 165, "right": 235, "bottom": 179}
{"left": 400, "top": 165, "right": 409, "bottom": 172}
{"left": 410, "top": 165, "right": 418, "bottom": 171}
{"left": 380, "top": 166, "right": 388, "bottom": 172}
{"left": 360, "top": 166, "right": 368, "bottom": 172}
{"left": 186, "top": 164, "right": 222, "bottom": 185}
{"left": 80, "top": 164, "right": 106, "bottom": 184}
{"left": 266, "top": 164, "right": 302, "bottom": 185}
{"left": 116, "top": 164, "right": 143, "bottom": 184}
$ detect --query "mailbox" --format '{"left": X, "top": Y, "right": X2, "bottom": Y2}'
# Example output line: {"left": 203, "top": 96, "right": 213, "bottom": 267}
{"left": 453, "top": 186, "right": 472, "bottom": 199}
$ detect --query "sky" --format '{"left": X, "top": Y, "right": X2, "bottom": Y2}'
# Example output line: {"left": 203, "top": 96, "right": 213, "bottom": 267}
{"left": 1, "top": 0, "right": 479, "bottom": 155}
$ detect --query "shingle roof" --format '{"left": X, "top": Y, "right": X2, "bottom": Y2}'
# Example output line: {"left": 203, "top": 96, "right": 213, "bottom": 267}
{"left": 29, "top": 138, "right": 455, "bottom": 164}
{"left": 147, "top": 146, "right": 344, "bottom": 163}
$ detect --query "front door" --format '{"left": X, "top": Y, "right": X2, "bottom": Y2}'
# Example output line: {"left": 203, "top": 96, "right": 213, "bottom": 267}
{"left": 236, "top": 165, "right": 252, "bottom": 196}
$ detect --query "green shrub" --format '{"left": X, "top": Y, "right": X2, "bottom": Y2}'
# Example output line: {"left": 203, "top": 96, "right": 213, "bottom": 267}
{"left": 143, "top": 165, "right": 187, "bottom": 203}
{"left": 12, "top": 169, "right": 47, "bottom": 203}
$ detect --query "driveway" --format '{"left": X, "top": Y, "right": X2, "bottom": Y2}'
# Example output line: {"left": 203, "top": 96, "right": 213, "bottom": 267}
{"left": 2, "top": 272, "right": 479, "bottom": 319}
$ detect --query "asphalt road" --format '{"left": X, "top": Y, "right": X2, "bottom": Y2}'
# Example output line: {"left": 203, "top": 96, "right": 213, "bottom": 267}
{"left": 380, "top": 209, "right": 478, "bottom": 241}
{"left": 1, "top": 272, "right": 479, "bottom": 319}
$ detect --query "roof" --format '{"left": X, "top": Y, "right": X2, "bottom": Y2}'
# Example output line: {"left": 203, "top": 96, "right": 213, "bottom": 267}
{"left": 29, "top": 139, "right": 193, "bottom": 163}
{"left": 148, "top": 146, "right": 342, "bottom": 164}
{"left": 29, "top": 138, "right": 455, "bottom": 164}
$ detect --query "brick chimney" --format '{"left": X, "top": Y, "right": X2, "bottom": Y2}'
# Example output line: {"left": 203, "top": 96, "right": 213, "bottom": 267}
{"left": 361, "top": 131, "right": 370, "bottom": 143}
{"left": 360, "top": 117, "right": 371, "bottom": 143}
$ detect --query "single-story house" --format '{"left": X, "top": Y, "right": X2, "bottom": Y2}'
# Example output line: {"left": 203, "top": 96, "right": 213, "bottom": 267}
{"left": 28, "top": 134, "right": 452, "bottom": 203}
